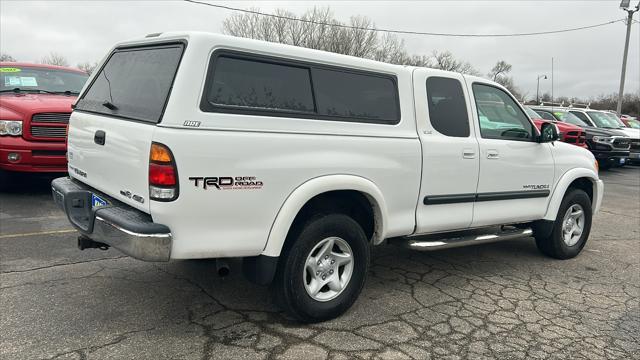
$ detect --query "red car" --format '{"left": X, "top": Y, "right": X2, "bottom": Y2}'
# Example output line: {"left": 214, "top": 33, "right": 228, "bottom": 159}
{"left": 524, "top": 107, "right": 586, "bottom": 147}
{"left": 621, "top": 117, "right": 640, "bottom": 129}
{"left": 0, "top": 62, "right": 88, "bottom": 179}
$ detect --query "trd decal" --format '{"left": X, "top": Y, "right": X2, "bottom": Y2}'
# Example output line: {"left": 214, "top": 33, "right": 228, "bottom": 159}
{"left": 189, "top": 176, "right": 263, "bottom": 190}
{"left": 523, "top": 184, "right": 550, "bottom": 190}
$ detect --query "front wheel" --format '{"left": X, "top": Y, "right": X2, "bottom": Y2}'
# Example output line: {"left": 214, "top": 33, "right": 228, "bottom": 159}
{"left": 273, "top": 213, "right": 370, "bottom": 323}
{"left": 535, "top": 189, "right": 592, "bottom": 259}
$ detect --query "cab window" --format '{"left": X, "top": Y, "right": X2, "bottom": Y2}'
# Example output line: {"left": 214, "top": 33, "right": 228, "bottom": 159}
{"left": 472, "top": 84, "right": 534, "bottom": 141}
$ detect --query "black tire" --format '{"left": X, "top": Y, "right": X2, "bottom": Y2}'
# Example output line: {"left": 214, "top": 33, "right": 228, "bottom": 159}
{"left": 598, "top": 160, "right": 611, "bottom": 170}
{"left": 273, "top": 213, "right": 370, "bottom": 323}
{"left": 535, "top": 188, "right": 592, "bottom": 259}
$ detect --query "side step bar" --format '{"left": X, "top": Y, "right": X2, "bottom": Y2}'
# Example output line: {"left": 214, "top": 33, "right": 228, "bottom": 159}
{"left": 390, "top": 226, "right": 533, "bottom": 251}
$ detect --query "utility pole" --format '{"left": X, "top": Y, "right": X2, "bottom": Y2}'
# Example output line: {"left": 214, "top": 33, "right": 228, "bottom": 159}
{"left": 617, "top": 0, "right": 639, "bottom": 114}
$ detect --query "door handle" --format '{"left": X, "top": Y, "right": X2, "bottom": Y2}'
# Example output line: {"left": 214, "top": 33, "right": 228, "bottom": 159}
{"left": 487, "top": 150, "right": 499, "bottom": 159}
{"left": 462, "top": 149, "right": 476, "bottom": 159}
{"left": 94, "top": 130, "right": 106, "bottom": 146}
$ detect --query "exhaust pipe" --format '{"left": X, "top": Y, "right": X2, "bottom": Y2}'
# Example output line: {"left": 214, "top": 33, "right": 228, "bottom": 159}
{"left": 77, "top": 236, "right": 109, "bottom": 251}
{"left": 216, "top": 259, "right": 230, "bottom": 277}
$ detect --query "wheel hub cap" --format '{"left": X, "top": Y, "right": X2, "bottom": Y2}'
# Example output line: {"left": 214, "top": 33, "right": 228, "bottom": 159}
{"left": 561, "top": 204, "right": 585, "bottom": 247}
{"left": 303, "top": 237, "right": 354, "bottom": 302}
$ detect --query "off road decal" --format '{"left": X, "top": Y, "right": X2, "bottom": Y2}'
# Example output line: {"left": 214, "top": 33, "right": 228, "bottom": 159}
{"left": 189, "top": 176, "right": 263, "bottom": 190}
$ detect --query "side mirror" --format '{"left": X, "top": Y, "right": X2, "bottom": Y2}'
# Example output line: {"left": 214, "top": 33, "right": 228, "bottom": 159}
{"left": 539, "top": 122, "right": 560, "bottom": 143}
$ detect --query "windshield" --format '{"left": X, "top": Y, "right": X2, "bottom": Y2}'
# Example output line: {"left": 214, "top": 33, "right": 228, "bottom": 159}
{"left": 0, "top": 66, "right": 88, "bottom": 94}
{"left": 587, "top": 111, "right": 623, "bottom": 128}
{"left": 524, "top": 107, "right": 541, "bottom": 119}
{"left": 602, "top": 112, "right": 627, "bottom": 128}
{"left": 551, "top": 110, "right": 588, "bottom": 126}
{"left": 626, "top": 119, "right": 640, "bottom": 129}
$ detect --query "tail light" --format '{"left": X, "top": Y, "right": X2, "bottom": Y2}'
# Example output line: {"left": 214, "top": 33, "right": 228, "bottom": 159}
{"left": 149, "top": 142, "right": 179, "bottom": 201}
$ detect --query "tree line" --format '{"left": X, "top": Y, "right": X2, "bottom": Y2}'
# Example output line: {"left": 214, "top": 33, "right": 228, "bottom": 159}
{"left": 1, "top": 52, "right": 99, "bottom": 75}
{"left": 1, "top": 6, "right": 637, "bottom": 116}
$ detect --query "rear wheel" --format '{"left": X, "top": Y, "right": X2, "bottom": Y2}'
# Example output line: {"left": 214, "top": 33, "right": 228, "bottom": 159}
{"left": 535, "top": 189, "right": 592, "bottom": 259}
{"left": 273, "top": 213, "right": 369, "bottom": 323}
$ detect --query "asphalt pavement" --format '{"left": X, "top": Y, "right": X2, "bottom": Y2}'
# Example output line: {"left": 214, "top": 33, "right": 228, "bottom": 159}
{"left": 1, "top": 168, "right": 639, "bottom": 359}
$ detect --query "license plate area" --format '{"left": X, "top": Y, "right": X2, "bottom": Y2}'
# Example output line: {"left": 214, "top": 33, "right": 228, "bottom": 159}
{"left": 92, "top": 193, "right": 108, "bottom": 209}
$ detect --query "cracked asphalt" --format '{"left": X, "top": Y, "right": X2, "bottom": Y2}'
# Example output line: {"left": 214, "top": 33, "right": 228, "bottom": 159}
{"left": 1, "top": 168, "right": 639, "bottom": 360}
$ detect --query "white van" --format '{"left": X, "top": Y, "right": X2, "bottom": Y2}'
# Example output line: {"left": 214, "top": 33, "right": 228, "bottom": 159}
{"left": 53, "top": 32, "right": 603, "bottom": 322}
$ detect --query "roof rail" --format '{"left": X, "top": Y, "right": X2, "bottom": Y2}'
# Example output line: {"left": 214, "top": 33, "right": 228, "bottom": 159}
{"left": 539, "top": 101, "right": 565, "bottom": 107}
{"left": 569, "top": 102, "right": 590, "bottom": 109}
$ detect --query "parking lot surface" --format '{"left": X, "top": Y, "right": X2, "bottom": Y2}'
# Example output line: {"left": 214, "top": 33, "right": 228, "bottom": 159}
{"left": 1, "top": 168, "right": 639, "bottom": 360}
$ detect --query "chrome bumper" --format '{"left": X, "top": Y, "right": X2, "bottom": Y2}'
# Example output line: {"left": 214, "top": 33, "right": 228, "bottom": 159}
{"left": 52, "top": 177, "right": 172, "bottom": 261}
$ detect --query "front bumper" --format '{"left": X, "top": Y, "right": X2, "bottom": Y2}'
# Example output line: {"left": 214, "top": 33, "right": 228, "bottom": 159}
{"left": 52, "top": 177, "right": 172, "bottom": 261}
{"left": 591, "top": 150, "right": 630, "bottom": 166}
{"left": 0, "top": 136, "right": 67, "bottom": 172}
{"left": 593, "top": 179, "right": 604, "bottom": 214}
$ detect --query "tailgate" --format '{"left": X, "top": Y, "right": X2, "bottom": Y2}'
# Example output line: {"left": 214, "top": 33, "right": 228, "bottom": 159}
{"left": 68, "top": 42, "right": 185, "bottom": 212}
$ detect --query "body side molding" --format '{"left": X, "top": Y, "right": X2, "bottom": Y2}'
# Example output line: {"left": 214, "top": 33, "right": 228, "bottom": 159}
{"left": 424, "top": 189, "right": 550, "bottom": 205}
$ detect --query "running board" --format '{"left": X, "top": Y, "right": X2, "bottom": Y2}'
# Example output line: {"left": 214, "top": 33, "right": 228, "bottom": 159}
{"left": 390, "top": 226, "right": 533, "bottom": 251}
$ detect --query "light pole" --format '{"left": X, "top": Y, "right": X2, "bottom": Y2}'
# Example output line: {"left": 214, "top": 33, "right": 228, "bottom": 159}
{"left": 536, "top": 74, "right": 547, "bottom": 104}
{"left": 617, "top": 0, "right": 639, "bottom": 114}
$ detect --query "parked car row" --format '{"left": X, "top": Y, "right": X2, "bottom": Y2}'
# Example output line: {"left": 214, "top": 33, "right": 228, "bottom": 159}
{"left": 0, "top": 61, "right": 638, "bottom": 188}
{"left": 525, "top": 104, "right": 639, "bottom": 169}
{"left": 0, "top": 62, "right": 88, "bottom": 184}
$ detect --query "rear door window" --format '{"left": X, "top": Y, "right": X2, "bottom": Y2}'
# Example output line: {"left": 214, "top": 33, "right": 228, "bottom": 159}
{"left": 76, "top": 43, "right": 184, "bottom": 123}
{"left": 425, "top": 77, "right": 470, "bottom": 137}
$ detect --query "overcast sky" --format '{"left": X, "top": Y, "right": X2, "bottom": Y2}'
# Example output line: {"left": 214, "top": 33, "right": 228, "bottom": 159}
{"left": 1, "top": 0, "right": 638, "bottom": 100}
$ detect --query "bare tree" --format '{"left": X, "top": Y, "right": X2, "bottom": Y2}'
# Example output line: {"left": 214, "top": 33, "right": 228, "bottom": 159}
{"left": 494, "top": 76, "right": 522, "bottom": 100}
{"left": 488, "top": 60, "right": 512, "bottom": 81}
{"left": 0, "top": 53, "right": 17, "bottom": 62}
{"left": 425, "top": 50, "right": 480, "bottom": 75}
{"left": 222, "top": 6, "right": 481, "bottom": 76}
{"left": 77, "top": 61, "right": 98, "bottom": 75}
{"left": 223, "top": 7, "right": 410, "bottom": 63}
{"left": 41, "top": 52, "right": 69, "bottom": 67}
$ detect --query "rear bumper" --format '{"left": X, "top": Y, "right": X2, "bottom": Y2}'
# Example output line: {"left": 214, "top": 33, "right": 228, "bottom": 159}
{"left": 0, "top": 136, "right": 67, "bottom": 172}
{"left": 52, "top": 177, "right": 172, "bottom": 261}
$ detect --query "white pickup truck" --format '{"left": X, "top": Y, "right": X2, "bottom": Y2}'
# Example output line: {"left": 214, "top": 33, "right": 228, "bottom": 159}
{"left": 52, "top": 32, "right": 603, "bottom": 322}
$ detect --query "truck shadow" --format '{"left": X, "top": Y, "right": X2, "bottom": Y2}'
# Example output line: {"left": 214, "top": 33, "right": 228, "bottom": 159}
{"left": 0, "top": 172, "right": 64, "bottom": 194}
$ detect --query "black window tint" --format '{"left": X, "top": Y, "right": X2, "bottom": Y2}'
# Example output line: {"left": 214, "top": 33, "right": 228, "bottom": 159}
{"left": 473, "top": 84, "right": 534, "bottom": 141}
{"left": 312, "top": 68, "right": 399, "bottom": 122}
{"left": 536, "top": 110, "right": 556, "bottom": 121}
{"left": 426, "top": 77, "right": 470, "bottom": 137}
{"left": 206, "top": 56, "right": 314, "bottom": 113}
{"left": 77, "top": 45, "right": 183, "bottom": 123}
{"left": 570, "top": 111, "right": 591, "bottom": 125}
